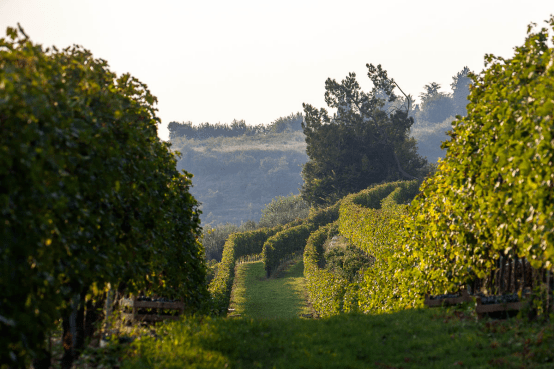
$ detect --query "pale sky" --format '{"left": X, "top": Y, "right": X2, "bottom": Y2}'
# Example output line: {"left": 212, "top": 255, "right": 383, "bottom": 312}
{"left": 1, "top": 0, "right": 553, "bottom": 141}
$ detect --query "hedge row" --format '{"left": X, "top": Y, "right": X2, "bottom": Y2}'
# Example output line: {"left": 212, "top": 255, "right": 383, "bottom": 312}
{"left": 208, "top": 226, "right": 282, "bottom": 314}
{"left": 0, "top": 27, "right": 207, "bottom": 367}
{"left": 401, "top": 18, "right": 554, "bottom": 297}
{"left": 303, "top": 180, "right": 421, "bottom": 317}
{"left": 342, "top": 187, "right": 423, "bottom": 314}
{"left": 303, "top": 221, "right": 350, "bottom": 317}
{"left": 339, "top": 180, "right": 420, "bottom": 255}
{"left": 262, "top": 201, "right": 340, "bottom": 276}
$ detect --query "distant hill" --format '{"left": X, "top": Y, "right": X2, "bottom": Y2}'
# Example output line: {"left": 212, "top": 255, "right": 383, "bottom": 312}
{"left": 168, "top": 85, "right": 467, "bottom": 226}
{"left": 170, "top": 129, "right": 308, "bottom": 227}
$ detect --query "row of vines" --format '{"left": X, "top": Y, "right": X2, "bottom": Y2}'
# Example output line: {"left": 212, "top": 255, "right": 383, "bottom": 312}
{"left": 261, "top": 202, "right": 340, "bottom": 277}
{"left": 1, "top": 27, "right": 208, "bottom": 368}
{"left": 304, "top": 17, "right": 554, "bottom": 318}
{"left": 303, "top": 181, "right": 421, "bottom": 317}
{"left": 207, "top": 201, "right": 340, "bottom": 314}
{"left": 208, "top": 226, "right": 284, "bottom": 314}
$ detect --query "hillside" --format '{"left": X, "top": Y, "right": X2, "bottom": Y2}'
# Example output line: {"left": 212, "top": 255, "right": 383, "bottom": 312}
{"left": 170, "top": 130, "right": 308, "bottom": 226}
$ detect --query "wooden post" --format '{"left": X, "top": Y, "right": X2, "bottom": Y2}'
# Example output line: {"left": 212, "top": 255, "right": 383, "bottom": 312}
{"left": 514, "top": 255, "right": 519, "bottom": 293}
{"left": 499, "top": 256, "right": 506, "bottom": 294}
{"left": 132, "top": 295, "right": 138, "bottom": 321}
{"left": 506, "top": 257, "right": 513, "bottom": 294}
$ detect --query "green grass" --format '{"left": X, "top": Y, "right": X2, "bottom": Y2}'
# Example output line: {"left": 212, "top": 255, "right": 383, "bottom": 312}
{"left": 229, "top": 259, "right": 312, "bottom": 319}
{"left": 79, "top": 259, "right": 554, "bottom": 368}
{"left": 111, "top": 261, "right": 554, "bottom": 368}
{"left": 119, "top": 308, "right": 554, "bottom": 368}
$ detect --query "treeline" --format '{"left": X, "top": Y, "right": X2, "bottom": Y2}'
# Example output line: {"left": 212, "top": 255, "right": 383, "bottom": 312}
{"left": 409, "top": 66, "right": 472, "bottom": 163}
{"left": 412, "top": 66, "right": 471, "bottom": 124}
{"left": 168, "top": 112, "right": 303, "bottom": 140}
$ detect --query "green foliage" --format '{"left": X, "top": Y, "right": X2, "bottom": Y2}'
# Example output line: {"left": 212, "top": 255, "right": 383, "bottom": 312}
{"left": 303, "top": 221, "right": 346, "bottom": 316}
{"left": 202, "top": 221, "right": 256, "bottom": 262}
{"left": 202, "top": 193, "right": 308, "bottom": 263}
{"left": 0, "top": 26, "right": 206, "bottom": 366}
{"left": 402, "top": 16, "right": 554, "bottom": 297}
{"left": 303, "top": 180, "right": 422, "bottom": 317}
{"left": 258, "top": 194, "right": 310, "bottom": 229}
{"left": 343, "top": 187, "right": 423, "bottom": 314}
{"left": 119, "top": 310, "right": 554, "bottom": 368}
{"left": 208, "top": 226, "right": 282, "bottom": 314}
{"left": 301, "top": 64, "right": 429, "bottom": 206}
{"left": 262, "top": 224, "right": 313, "bottom": 277}
{"left": 262, "top": 200, "right": 341, "bottom": 277}
{"left": 323, "top": 238, "right": 374, "bottom": 283}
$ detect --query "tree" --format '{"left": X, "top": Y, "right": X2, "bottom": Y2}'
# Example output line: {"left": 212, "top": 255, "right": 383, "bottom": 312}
{"left": 416, "top": 82, "right": 455, "bottom": 123}
{"left": 258, "top": 194, "right": 310, "bottom": 228}
{"left": 403, "top": 16, "right": 554, "bottom": 295}
{"left": 450, "top": 66, "right": 472, "bottom": 117}
{"left": 419, "top": 82, "right": 443, "bottom": 101}
{"left": 301, "top": 64, "right": 429, "bottom": 206}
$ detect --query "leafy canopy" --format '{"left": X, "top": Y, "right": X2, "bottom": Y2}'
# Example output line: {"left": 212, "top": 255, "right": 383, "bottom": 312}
{"left": 403, "top": 16, "right": 554, "bottom": 295}
{"left": 0, "top": 25, "right": 206, "bottom": 366}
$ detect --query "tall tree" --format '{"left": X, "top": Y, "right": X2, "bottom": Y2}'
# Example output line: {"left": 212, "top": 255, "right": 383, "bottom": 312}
{"left": 301, "top": 64, "right": 429, "bottom": 206}
{"left": 450, "top": 66, "right": 472, "bottom": 117}
{"left": 417, "top": 82, "right": 455, "bottom": 123}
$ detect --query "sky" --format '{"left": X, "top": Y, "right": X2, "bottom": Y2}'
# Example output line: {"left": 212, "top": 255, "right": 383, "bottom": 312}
{"left": 1, "top": 0, "right": 553, "bottom": 141}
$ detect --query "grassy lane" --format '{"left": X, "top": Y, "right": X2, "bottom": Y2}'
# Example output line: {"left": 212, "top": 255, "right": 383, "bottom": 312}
{"left": 119, "top": 307, "right": 554, "bottom": 368}
{"left": 228, "top": 259, "right": 312, "bottom": 319}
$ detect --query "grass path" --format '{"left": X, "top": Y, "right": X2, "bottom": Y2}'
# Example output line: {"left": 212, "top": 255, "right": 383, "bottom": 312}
{"left": 120, "top": 307, "right": 554, "bottom": 368}
{"left": 228, "top": 259, "right": 312, "bottom": 319}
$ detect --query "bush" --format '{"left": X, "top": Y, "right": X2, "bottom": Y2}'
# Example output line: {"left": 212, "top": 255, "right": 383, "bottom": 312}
{"left": 258, "top": 194, "right": 310, "bottom": 229}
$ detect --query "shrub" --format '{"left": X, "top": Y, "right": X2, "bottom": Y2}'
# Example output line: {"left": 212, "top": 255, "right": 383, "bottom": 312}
{"left": 258, "top": 193, "right": 310, "bottom": 229}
